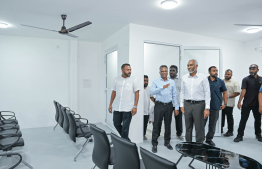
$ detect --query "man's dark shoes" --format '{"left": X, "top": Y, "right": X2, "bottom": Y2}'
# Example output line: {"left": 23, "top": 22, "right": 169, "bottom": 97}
{"left": 234, "top": 136, "right": 243, "bottom": 142}
{"left": 164, "top": 143, "right": 173, "bottom": 150}
{"left": 223, "top": 132, "right": 233, "bottom": 137}
{"left": 152, "top": 145, "right": 157, "bottom": 153}
{"left": 205, "top": 140, "right": 216, "bottom": 146}
{"left": 256, "top": 135, "right": 262, "bottom": 142}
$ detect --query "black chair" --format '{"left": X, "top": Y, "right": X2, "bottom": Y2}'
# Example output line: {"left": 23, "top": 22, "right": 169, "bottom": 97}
{"left": 0, "top": 111, "right": 18, "bottom": 124}
{"left": 140, "top": 147, "right": 177, "bottom": 169}
{"left": 53, "top": 100, "right": 59, "bottom": 130}
{"left": 0, "top": 152, "right": 22, "bottom": 169}
{"left": 90, "top": 124, "right": 114, "bottom": 169}
{"left": 66, "top": 109, "right": 92, "bottom": 161}
{"left": 56, "top": 102, "right": 64, "bottom": 128}
{"left": 0, "top": 134, "right": 33, "bottom": 169}
{"left": 111, "top": 133, "right": 143, "bottom": 169}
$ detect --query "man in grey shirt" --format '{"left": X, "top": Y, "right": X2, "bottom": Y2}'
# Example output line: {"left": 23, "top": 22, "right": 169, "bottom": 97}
{"left": 169, "top": 65, "right": 184, "bottom": 141}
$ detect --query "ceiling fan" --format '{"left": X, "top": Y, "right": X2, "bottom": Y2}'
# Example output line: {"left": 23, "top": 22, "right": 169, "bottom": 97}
{"left": 21, "top": 15, "right": 92, "bottom": 38}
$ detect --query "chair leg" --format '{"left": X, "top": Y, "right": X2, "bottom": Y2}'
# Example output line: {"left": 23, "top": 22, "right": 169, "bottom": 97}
{"left": 188, "top": 158, "right": 195, "bottom": 169}
{"left": 91, "top": 164, "right": 96, "bottom": 169}
{"left": 176, "top": 154, "right": 184, "bottom": 165}
{"left": 53, "top": 123, "right": 58, "bottom": 130}
{"left": 13, "top": 155, "right": 33, "bottom": 169}
{"left": 74, "top": 139, "right": 90, "bottom": 161}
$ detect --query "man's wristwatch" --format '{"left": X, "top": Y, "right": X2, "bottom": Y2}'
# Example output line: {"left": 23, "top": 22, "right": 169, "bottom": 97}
{"left": 133, "top": 106, "right": 137, "bottom": 109}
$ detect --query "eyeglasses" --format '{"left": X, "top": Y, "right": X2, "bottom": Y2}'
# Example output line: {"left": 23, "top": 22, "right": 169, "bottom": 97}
{"left": 249, "top": 67, "right": 257, "bottom": 70}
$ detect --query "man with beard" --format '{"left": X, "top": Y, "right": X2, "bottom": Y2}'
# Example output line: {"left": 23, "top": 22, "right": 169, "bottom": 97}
{"left": 143, "top": 75, "right": 154, "bottom": 140}
{"left": 169, "top": 65, "right": 184, "bottom": 141}
{"left": 108, "top": 63, "right": 140, "bottom": 140}
{"left": 180, "top": 59, "right": 210, "bottom": 143}
{"left": 205, "top": 66, "right": 228, "bottom": 146}
{"left": 222, "top": 69, "right": 240, "bottom": 137}
{"left": 234, "top": 64, "right": 262, "bottom": 142}
{"left": 150, "top": 65, "right": 179, "bottom": 153}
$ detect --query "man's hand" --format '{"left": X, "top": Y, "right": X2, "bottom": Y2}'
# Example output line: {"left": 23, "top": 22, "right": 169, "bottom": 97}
{"left": 220, "top": 105, "right": 226, "bottom": 110}
{"left": 204, "top": 109, "right": 209, "bottom": 119}
{"left": 181, "top": 107, "right": 185, "bottom": 114}
{"left": 108, "top": 105, "right": 113, "bottom": 113}
{"left": 163, "top": 83, "right": 170, "bottom": 89}
{"left": 259, "top": 106, "right": 262, "bottom": 114}
{"left": 131, "top": 108, "right": 137, "bottom": 116}
{"left": 174, "top": 110, "right": 179, "bottom": 116}
{"left": 237, "top": 102, "right": 242, "bottom": 110}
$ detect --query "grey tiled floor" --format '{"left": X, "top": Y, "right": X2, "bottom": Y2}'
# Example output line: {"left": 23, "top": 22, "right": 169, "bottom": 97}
{"left": 0, "top": 124, "right": 261, "bottom": 169}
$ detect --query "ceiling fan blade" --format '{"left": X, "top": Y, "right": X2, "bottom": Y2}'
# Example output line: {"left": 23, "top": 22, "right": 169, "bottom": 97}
{"left": 21, "top": 24, "right": 58, "bottom": 32}
{"left": 234, "top": 24, "right": 262, "bottom": 26}
{"left": 59, "top": 33, "right": 78, "bottom": 38}
{"left": 67, "top": 21, "right": 92, "bottom": 32}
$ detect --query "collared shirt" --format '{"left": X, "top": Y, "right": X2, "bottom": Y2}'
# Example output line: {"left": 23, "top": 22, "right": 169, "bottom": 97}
{"left": 208, "top": 77, "right": 227, "bottom": 110}
{"left": 180, "top": 72, "right": 211, "bottom": 109}
{"left": 171, "top": 77, "right": 181, "bottom": 105}
{"left": 150, "top": 77, "right": 179, "bottom": 110}
{"left": 223, "top": 79, "right": 241, "bottom": 107}
{"left": 112, "top": 76, "right": 140, "bottom": 112}
{"left": 144, "top": 86, "right": 152, "bottom": 115}
{"left": 241, "top": 75, "right": 262, "bottom": 106}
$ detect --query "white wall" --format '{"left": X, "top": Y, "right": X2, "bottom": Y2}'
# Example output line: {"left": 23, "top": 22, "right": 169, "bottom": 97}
{"left": 243, "top": 39, "right": 262, "bottom": 127}
{"left": 0, "top": 35, "right": 70, "bottom": 129}
{"left": 77, "top": 41, "right": 103, "bottom": 123}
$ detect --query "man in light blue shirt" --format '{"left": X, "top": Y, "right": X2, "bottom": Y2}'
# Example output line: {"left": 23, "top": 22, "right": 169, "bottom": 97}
{"left": 150, "top": 65, "right": 179, "bottom": 153}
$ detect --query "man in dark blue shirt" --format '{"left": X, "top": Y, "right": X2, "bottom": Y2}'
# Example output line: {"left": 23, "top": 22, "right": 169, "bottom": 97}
{"left": 205, "top": 66, "right": 228, "bottom": 146}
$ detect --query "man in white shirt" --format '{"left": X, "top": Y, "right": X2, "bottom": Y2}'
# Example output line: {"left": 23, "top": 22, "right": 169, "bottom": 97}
{"left": 180, "top": 59, "right": 210, "bottom": 143}
{"left": 144, "top": 75, "right": 154, "bottom": 140}
{"left": 108, "top": 63, "right": 140, "bottom": 140}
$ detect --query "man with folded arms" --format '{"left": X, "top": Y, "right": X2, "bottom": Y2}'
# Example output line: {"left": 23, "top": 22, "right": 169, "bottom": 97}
{"left": 150, "top": 65, "right": 179, "bottom": 153}
{"left": 180, "top": 59, "right": 210, "bottom": 143}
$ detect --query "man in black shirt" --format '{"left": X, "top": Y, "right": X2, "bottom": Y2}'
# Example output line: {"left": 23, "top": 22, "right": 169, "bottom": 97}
{"left": 234, "top": 64, "right": 262, "bottom": 142}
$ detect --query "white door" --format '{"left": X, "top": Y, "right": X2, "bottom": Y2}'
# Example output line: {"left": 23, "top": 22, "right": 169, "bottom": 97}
{"left": 105, "top": 51, "right": 118, "bottom": 129}
{"left": 180, "top": 46, "right": 222, "bottom": 137}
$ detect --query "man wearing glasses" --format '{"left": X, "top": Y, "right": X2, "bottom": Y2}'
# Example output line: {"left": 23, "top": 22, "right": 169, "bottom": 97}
{"left": 234, "top": 64, "right": 262, "bottom": 142}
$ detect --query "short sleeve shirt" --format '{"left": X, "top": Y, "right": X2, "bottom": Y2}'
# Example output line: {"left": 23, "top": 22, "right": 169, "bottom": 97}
{"left": 242, "top": 75, "right": 262, "bottom": 106}
{"left": 113, "top": 76, "right": 140, "bottom": 112}
{"left": 223, "top": 79, "right": 241, "bottom": 107}
{"left": 144, "top": 86, "right": 152, "bottom": 115}
{"left": 208, "top": 77, "right": 227, "bottom": 110}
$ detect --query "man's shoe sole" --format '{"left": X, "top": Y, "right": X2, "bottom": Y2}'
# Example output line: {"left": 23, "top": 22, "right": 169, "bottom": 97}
{"left": 234, "top": 138, "right": 243, "bottom": 142}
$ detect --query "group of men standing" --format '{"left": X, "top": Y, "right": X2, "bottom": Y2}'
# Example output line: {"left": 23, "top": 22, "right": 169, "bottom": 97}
{"left": 108, "top": 61, "right": 262, "bottom": 154}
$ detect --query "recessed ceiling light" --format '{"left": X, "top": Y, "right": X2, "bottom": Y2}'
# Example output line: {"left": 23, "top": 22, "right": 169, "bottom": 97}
{"left": 244, "top": 27, "right": 261, "bottom": 33}
{"left": 161, "top": 0, "right": 178, "bottom": 9}
{"left": 0, "top": 21, "right": 10, "bottom": 28}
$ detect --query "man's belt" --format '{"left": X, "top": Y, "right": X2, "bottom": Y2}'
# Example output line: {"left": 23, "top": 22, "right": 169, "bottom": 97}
{"left": 156, "top": 101, "right": 172, "bottom": 105}
{"left": 185, "top": 100, "right": 205, "bottom": 104}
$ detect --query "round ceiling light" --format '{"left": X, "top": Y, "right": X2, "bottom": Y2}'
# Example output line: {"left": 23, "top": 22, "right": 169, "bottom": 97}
{"left": 0, "top": 22, "right": 10, "bottom": 28}
{"left": 244, "top": 27, "right": 261, "bottom": 33}
{"left": 161, "top": 0, "right": 178, "bottom": 9}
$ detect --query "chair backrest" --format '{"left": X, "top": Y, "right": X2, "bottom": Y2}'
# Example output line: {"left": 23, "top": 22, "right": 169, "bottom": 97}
{"left": 111, "top": 133, "right": 140, "bottom": 169}
{"left": 140, "top": 147, "right": 177, "bottom": 169}
{"left": 53, "top": 100, "right": 59, "bottom": 122}
{"left": 61, "top": 106, "right": 70, "bottom": 134}
{"left": 90, "top": 124, "right": 112, "bottom": 169}
{"left": 66, "top": 109, "right": 77, "bottom": 142}
{"left": 56, "top": 102, "right": 64, "bottom": 127}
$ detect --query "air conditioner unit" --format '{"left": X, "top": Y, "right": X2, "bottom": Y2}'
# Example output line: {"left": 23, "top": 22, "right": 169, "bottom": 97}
{"left": 255, "top": 40, "right": 262, "bottom": 52}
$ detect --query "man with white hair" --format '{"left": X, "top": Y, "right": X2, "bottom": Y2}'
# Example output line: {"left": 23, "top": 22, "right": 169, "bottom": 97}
{"left": 180, "top": 59, "right": 211, "bottom": 143}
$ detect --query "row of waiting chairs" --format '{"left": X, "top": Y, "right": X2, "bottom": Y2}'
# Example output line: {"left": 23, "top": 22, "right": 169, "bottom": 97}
{"left": 90, "top": 124, "right": 177, "bottom": 169}
{"left": 0, "top": 111, "right": 33, "bottom": 169}
{"left": 53, "top": 100, "right": 93, "bottom": 161}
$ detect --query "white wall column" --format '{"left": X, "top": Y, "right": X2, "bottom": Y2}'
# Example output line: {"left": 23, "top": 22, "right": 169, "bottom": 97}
{"left": 70, "top": 40, "right": 78, "bottom": 111}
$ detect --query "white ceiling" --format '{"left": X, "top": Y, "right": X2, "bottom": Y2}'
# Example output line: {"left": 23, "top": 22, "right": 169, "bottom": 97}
{"left": 1, "top": 0, "right": 262, "bottom": 42}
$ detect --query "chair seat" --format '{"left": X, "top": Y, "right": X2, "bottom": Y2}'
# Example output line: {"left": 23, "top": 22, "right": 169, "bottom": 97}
{"left": 0, "top": 137, "right": 24, "bottom": 151}
{"left": 0, "top": 130, "right": 22, "bottom": 137}
{"left": 1, "top": 119, "right": 18, "bottom": 124}
{"left": 109, "top": 147, "right": 115, "bottom": 165}
{"left": 0, "top": 124, "right": 20, "bottom": 129}
{"left": 76, "top": 126, "right": 92, "bottom": 138}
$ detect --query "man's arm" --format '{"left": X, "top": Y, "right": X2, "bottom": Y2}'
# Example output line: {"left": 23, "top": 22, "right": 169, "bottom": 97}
{"left": 229, "top": 92, "right": 240, "bottom": 98}
{"left": 180, "top": 78, "right": 185, "bottom": 113}
{"left": 237, "top": 89, "right": 246, "bottom": 110}
{"left": 131, "top": 90, "right": 139, "bottom": 116}
{"left": 150, "top": 97, "right": 155, "bottom": 103}
{"left": 221, "top": 91, "right": 228, "bottom": 110}
{"left": 259, "top": 93, "right": 262, "bottom": 114}
{"left": 203, "top": 77, "right": 210, "bottom": 119}
{"left": 108, "top": 91, "right": 116, "bottom": 113}
{"left": 150, "top": 81, "right": 169, "bottom": 96}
